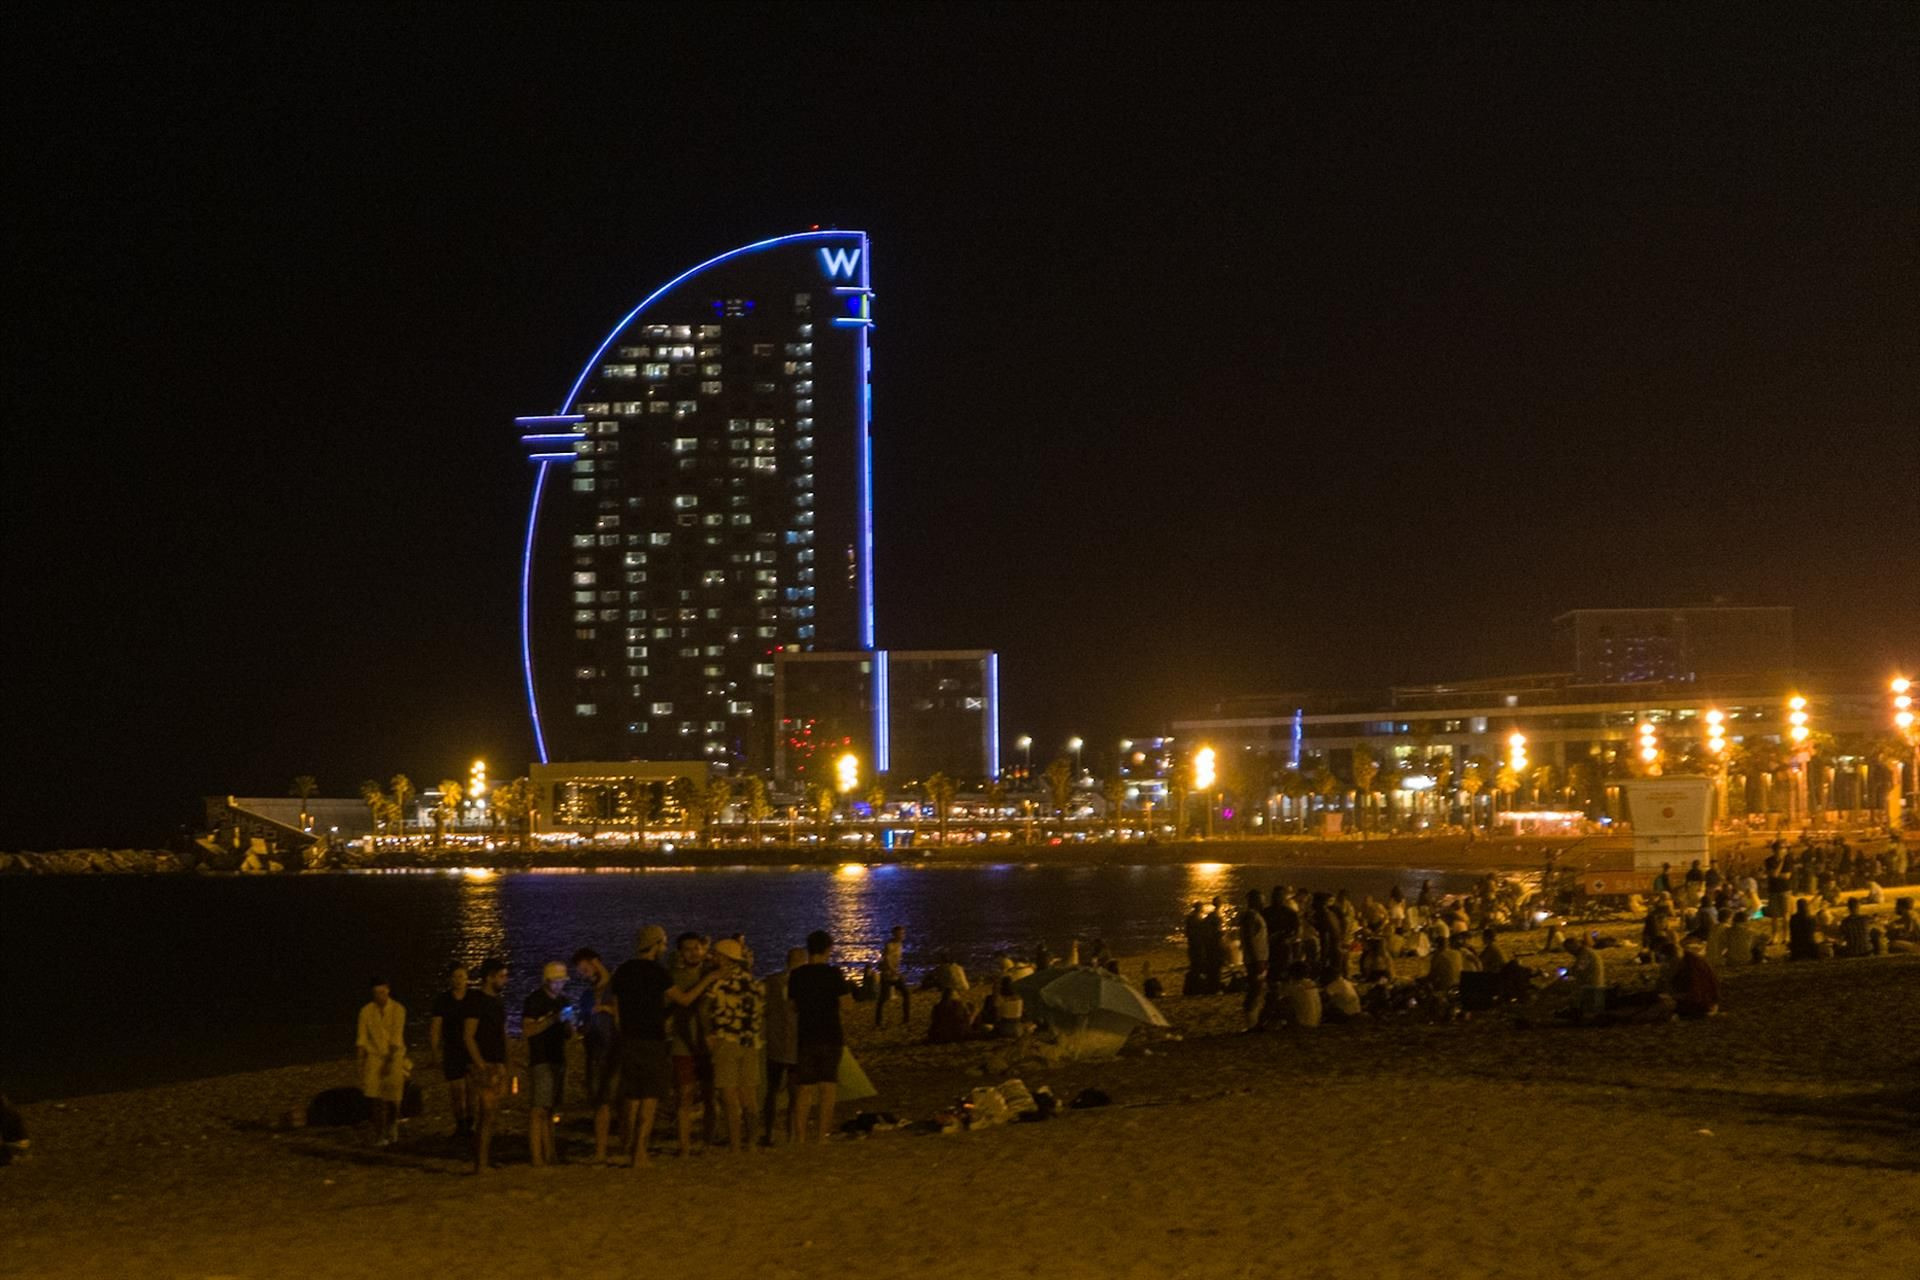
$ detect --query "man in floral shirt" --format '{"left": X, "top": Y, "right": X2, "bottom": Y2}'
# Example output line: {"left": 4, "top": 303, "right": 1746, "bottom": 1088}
{"left": 702, "top": 938, "right": 765, "bottom": 1153}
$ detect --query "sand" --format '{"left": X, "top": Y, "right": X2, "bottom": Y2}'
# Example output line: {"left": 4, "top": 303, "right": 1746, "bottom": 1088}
{"left": 5, "top": 920, "right": 1916, "bottom": 1279}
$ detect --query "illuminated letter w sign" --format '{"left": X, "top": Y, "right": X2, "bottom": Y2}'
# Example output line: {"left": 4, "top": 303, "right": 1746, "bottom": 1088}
{"left": 818, "top": 246, "right": 862, "bottom": 280}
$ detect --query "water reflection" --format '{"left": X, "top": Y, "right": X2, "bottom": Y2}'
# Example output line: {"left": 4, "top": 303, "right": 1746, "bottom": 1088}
{"left": 456, "top": 878, "right": 508, "bottom": 966}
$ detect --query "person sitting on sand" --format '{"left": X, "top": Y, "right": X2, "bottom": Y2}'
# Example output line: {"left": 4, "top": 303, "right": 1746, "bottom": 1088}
{"left": 1426, "top": 936, "right": 1466, "bottom": 991}
{"left": 1838, "top": 899, "right": 1876, "bottom": 958}
{"left": 1277, "top": 962, "right": 1321, "bottom": 1028}
{"left": 990, "top": 977, "right": 1026, "bottom": 1038}
{"left": 927, "top": 988, "right": 972, "bottom": 1043}
{"left": 1788, "top": 899, "right": 1821, "bottom": 961}
{"left": 355, "top": 977, "right": 408, "bottom": 1147}
{"left": 1478, "top": 927, "right": 1509, "bottom": 972}
{"left": 1884, "top": 898, "right": 1920, "bottom": 954}
{"left": 1565, "top": 935, "right": 1606, "bottom": 1019}
{"left": 1322, "top": 972, "right": 1362, "bottom": 1023}
{"left": 1669, "top": 940, "right": 1720, "bottom": 1018}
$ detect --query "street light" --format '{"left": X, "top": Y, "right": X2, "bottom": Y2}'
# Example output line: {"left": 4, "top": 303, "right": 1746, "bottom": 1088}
{"left": 1895, "top": 677, "right": 1916, "bottom": 819}
{"left": 1786, "top": 694, "right": 1811, "bottom": 825}
{"left": 1016, "top": 735, "right": 1032, "bottom": 772}
{"left": 1067, "top": 736, "right": 1084, "bottom": 775}
{"left": 1704, "top": 710, "right": 1726, "bottom": 754}
{"left": 1193, "top": 746, "right": 1217, "bottom": 839}
{"left": 835, "top": 752, "right": 859, "bottom": 797}
{"left": 1636, "top": 721, "right": 1660, "bottom": 772}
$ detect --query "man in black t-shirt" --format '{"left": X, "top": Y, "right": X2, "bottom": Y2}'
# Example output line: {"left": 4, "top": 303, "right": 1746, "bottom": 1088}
{"left": 786, "top": 929, "right": 853, "bottom": 1143}
{"left": 426, "top": 965, "right": 475, "bottom": 1137}
{"left": 521, "top": 961, "right": 572, "bottom": 1168}
{"left": 461, "top": 958, "right": 509, "bottom": 1175}
{"left": 610, "top": 925, "right": 674, "bottom": 1168}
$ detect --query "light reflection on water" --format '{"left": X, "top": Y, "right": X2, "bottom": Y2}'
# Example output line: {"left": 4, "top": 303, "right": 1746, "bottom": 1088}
{"left": 2, "top": 862, "right": 1480, "bottom": 1101}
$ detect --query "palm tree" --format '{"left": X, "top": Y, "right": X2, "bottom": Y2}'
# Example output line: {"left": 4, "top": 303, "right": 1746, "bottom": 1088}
{"left": 1350, "top": 746, "right": 1379, "bottom": 835}
{"left": 1459, "top": 758, "right": 1489, "bottom": 834}
{"left": 702, "top": 777, "right": 734, "bottom": 846}
{"left": 434, "top": 779, "right": 463, "bottom": 848}
{"left": 804, "top": 782, "right": 835, "bottom": 838}
{"left": 1043, "top": 756, "right": 1074, "bottom": 835}
{"left": 359, "top": 780, "right": 388, "bottom": 849}
{"left": 289, "top": 775, "right": 318, "bottom": 831}
{"left": 1102, "top": 775, "right": 1127, "bottom": 840}
{"left": 492, "top": 777, "right": 534, "bottom": 847}
{"left": 742, "top": 776, "right": 773, "bottom": 844}
{"left": 1375, "top": 764, "right": 1404, "bottom": 833}
{"left": 666, "top": 776, "right": 700, "bottom": 834}
{"left": 1430, "top": 755, "right": 1456, "bottom": 827}
{"left": 864, "top": 780, "right": 888, "bottom": 826}
{"left": 1313, "top": 769, "right": 1342, "bottom": 830}
{"left": 1870, "top": 733, "right": 1912, "bottom": 820}
{"left": 1278, "top": 769, "right": 1309, "bottom": 832}
{"left": 924, "top": 772, "right": 957, "bottom": 844}
{"left": 983, "top": 778, "right": 1006, "bottom": 828}
{"left": 1493, "top": 763, "right": 1521, "bottom": 822}
{"left": 389, "top": 774, "right": 416, "bottom": 847}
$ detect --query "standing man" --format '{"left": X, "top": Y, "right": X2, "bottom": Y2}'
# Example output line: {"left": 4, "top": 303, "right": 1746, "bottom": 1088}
{"left": 668, "top": 932, "right": 722, "bottom": 1157}
{"left": 759, "top": 946, "right": 805, "bottom": 1146}
{"left": 521, "top": 961, "right": 572, "bottom": 1168}
{"left": 1239, "top": 890, "right": 1268, "bottom": 1031}
{"left": 427, "top": 964, "right": 474, "bottom": 1138}
{"left": 355, "top": 977, "right": 407, "bottom": 1147}
{"left": 875, "top": 925, "right": 910, "bottom": 1029}
{"left": 787, "top": 930, "right": 853, "bottom": 1143}
{"left": 461, "top": 959, "right": 510, "bottom": 1174}
{"left": 610, "top": 926, "right": 674, "bottom": 1169}
{"left": 570, "top": 947, "right": 620, "bottom": 1164}
{"left": 702, "top": 938, "right": 765, "bottom": 1153}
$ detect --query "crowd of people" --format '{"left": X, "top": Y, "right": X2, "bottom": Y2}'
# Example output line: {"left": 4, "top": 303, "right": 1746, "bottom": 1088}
{"left": 355, "top": 926, "right": 858, "bottom": 1172}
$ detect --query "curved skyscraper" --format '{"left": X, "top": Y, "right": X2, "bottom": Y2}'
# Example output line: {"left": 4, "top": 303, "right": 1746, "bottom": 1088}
{"left": 518, "top": 230, "right": 874, "bottom": 769}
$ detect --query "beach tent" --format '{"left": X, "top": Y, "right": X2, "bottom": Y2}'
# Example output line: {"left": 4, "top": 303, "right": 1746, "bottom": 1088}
{"left": 1013, "top": 967, "right": 1170, "bottom": 1059}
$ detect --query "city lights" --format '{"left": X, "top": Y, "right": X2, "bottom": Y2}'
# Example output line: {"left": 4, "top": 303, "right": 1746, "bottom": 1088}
{"left": 1895, "top": 676, "right": 1914, "bottom": 731}
{"left": 835, "top": 752, "right": 859, "bottom": 795}
{"left": 1192, "top": 746, "right": 1216, "bottom": 792}
{"left": 1705, "top": 709, "right": 1726, "bottom": 754}
{"left": 468, "top": 759, "right": 488, "bottom": 800}
{"left": 1636, "top": 721, "right": 1660, "bottom": 767}
{"left": 1506, "top": 731, "right": 1527, "bottom": 773}
{"left": 1787, "top": 693, "right": 1809, "bottom": 744}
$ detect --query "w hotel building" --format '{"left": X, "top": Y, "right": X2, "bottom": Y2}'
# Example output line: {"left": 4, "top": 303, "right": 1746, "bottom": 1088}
{"left": 518, "top": 231, "right": 875, "bottom": 772}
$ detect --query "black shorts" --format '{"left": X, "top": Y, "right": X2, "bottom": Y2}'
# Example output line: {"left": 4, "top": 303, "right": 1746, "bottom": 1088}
{"left": 793, "top": 1041, "right": 841, "bottom": 1086}
{"left": 441, "top": 1051, "right": 470, "bottom": 1082}
{"left": 618, "top": 1038, "right": 672, "bottom": 1102}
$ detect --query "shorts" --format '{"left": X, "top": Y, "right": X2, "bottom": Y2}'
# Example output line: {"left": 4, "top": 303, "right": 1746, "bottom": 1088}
{"left": 793, "top": 1041, "right": 841, "bottom": 1087}
{"left": 708, "top": 1039, "right": 760, "bottom": 1092}
{"left": 441, "top": 1051, "right": 470, "bottom": 1082}
{"left": 619, "top": 1038, "right": 672, "bottom": 1102}
{"left": 672, "top": 1052, "right": 714, "bottom": 1091}
{"left": 1766, "top": 894, "right": 1788, "bottom": 919}
{"left": 584, "top": 1035, "right": 619, "bottom": 1107}
{"left": 530, "top": 1061, "right": 564, "bottom": 1110}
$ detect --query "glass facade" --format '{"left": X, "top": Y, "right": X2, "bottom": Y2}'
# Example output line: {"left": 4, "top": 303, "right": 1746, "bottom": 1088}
{"left": 520, "top": 232, "right": 874, "bottom": 769}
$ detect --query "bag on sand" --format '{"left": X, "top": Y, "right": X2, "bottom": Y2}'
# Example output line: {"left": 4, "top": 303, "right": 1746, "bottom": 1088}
{"left": 836, "top": 1048, "right": 877, "bottom": 1103}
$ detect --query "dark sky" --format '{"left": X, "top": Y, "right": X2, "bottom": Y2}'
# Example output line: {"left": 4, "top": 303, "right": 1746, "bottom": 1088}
{"left": 6, "top": 4, "right": 1916, "bottom": 847}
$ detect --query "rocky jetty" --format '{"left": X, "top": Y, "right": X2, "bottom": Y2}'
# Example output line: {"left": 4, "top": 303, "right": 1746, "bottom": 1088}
{"left": 0, "top": 848, "right": 185, "bottom": 875}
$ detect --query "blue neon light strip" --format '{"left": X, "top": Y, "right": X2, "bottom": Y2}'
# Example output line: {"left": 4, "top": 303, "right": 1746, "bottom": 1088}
{"left": 874, "top": 648, "right": 890, "bottom": 773}
{"left": 527, "top": 452, "right": 580, "bottom": 461}
{"left": 832, "top": 316, "right": 875, "bottom": 327}
{"left": 522, "top": 462, "right": 551, "bottom": 763}
{"left": 856, "top": 231, "right": 874, "bottom": 649}
{"left": 521, "top": 229, "right": 872, "bottom": 760}
{"left": 986, "top": 651, "right": 1000, "bottom": 778}
{"left": 830, "top": 286, "right": 872, "bottom": 294}
{"left": 519, "top": 432, "right": 587, "bottom": 442}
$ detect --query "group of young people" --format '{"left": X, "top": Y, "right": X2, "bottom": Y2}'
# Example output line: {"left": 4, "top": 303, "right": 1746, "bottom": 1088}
{"left": 357, "top": 926, "right": 860, "bottom": 1173}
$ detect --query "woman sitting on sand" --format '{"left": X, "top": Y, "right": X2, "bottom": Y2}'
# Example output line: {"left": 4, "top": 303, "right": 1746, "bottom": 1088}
{"left": 1885, "top": 899, "right": 1919, "bottom": 954}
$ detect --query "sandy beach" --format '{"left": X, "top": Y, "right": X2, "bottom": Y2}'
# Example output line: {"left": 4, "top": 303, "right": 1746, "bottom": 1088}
{"left": 6, "top": 897, "right": 1916, "bottom": 1280}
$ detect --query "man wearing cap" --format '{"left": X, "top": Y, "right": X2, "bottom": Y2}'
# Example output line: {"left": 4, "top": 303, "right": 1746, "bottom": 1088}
{"left": 522, "top": 960, "right": 573, "bottom": 1168}
{"left": 702, "top": 938, "right": 765, "bottom": 1153}
{"left": 462, "top": 959, "right": 510, "bottom": 1174}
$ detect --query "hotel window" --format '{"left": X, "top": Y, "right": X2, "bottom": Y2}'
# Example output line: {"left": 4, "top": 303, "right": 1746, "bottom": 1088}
{"left": 753, "top": 342, "right": 775, "bottom": 357}
{"left": 618, "top": 346, "right": 645, "bottom": 358}
{"left": 756, "top": 626, "right": 776, "bottom": 638}
{"left": 613, "top": 401, "right": 644, "bottom": 415}
{"left": 754, "top": 662, "right": 774, "bottom": 678}
{"left": 575, "top": 703, "right": 597, "bottom": 717}
{"left": 698, "top": 324, "right": 722, "bottom": 339}
{"left": 668, "top": 325, "right": 692, "bottom": 340}
{"left": 698, "top": 345, "right": 721, "bottom": 359}
{"left": 574, "top": 609, "right": 595, "bottom": 623}
{"left": 794, "top": 295, "right": 811, "bottom": 313}
{"left": 624, "top": 570, "right": 646, "bottom": 584}
{"left": 727, "top": 457, "right": 750, "bottom": 471}
{"left": 702, "top": 362, "right": 723, "bottom": 377}
{"left": 672, "top": 494, "right": 698, "bottom": 509}
{"left": 572, "top": 534, "right": 595, "bottom": 548}
{"left": 575, "top": 627, "right": 597, "bottom": 640}
{"left": 643, "top": 363, "right": 670, "bottom": 380}
{"left": 604, "top": 364, "right": 638, "bottom": 379}
{"left": 674, "top": 364, "right": 696, "bottom": 377}
{"left": 598, "top": 534, "right": 619, "bottom": 546}
{"left": 573, "top": 591, "right": 596, "bottom": 606}
{"left": 623, "top": 551, "right": 648, "bottom": 566}
{"left": 752, "top": 438, "right": 774, "bottom": 453}
{"left": 700, "top": 381, "right": 723, "bottom": 396}
{"left": 754, "top": 381, "right": 778, "bottom": 394}
{"left": 651, "top": 702, "right": 674, "bottom": 715}
{"left": 572, "top": 571, "right": 597, "bottom": 586}
{"left": 752, "top": 457, "right": 777, "bottom": 472}
{"left": 671, "top": 438, "right": 698, "bottom": 454}
{"left": 729, "top": 438, "right": 751, "bottom": 453}
{"left": 649, "top": 402, "right": 671, "bottom": 415}
{"left": 627, "top": 722, "right": 647, "bottom": 734}
{"left": 642, "top": 324, "right": 669, "bottom": 338}
{"left": 730, "top": 514, "right": 753, "bottom": 526}
{"left": 794, "top": 436, "right": 813, "bottom": 451}
{"left": 793, "top": 381, "right": 813, "bottom": 395}
{"left": 703, "top": 665, "right": 724, "bottom": 678}
{"left": 599, "top": 589, "right": 621, "bottom": 603}
{"left": 574, "top": 666, "right": 599, "bottom": 680}
{"left": 595, "top": 514, "right": 620, "bottom": 530}
{"left": 674, "top": 402, "right": 698, "bottom": 419}
{"left": 579, "top": 402, "right": 610, "bottom": 414}
{"left": 753, "top": 419, "right": 775, "bottom": 433}
{"left": 572, "top": 478, "right": 596, "bottom": 492}
{"left": 650, "top": 532, "right": 672, "bottom": 546}
{"left": 626, "top": 645, "right": 648, "bottom": 659}
{"left": 676, "top": 514, "right": 697, "bottom": 527}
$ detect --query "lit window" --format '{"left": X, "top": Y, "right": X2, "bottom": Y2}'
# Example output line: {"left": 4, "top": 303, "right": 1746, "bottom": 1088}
{"left": 753, "top": 662, "right": 774, "bottom": 678}
{"left": 650, "top": 532, "right": 672, "bottom": 546}
{"left": 575, "top": 703, "right": 597, "bottom": 717}
{"left": 752, "top": 457, "right": 777, "bottom": 471}
{"left": 642, "top": 325, "right": 668, "bottom": 339}
{"left": 651, "top": 702, "right": 674, "bottom": 715}
{"left": 624, "top": 570, "right": 646, "bottom": 584}
{"left": 700, "top": 381, "right": 723, "bottom": 396}
{"left": 674, "top": 402, "right": 698, "bottom": 419}
{"left": 572, "top": 571, "right": 597, "bottom": 586}
{"left": 574, "top": 609, "right": 595, "bottom": 623}
{"left": 575, "top": 627, "right": 596, "bottom": 640}
{"left": 649, "top": 402, "right": 671, "bottom": 415}
{"left": 571, "top": 534, "right": 595, "bottom": 548}
{"left": 672, "top": 438, "right": 698, "bottom": 454}
{"left": 753, "top": 342, "right": 775, "bottom": 357}
{"left": 702, "top": 362, "right": 723, "bottom": 377}
{"left": 673, "top": 494, "right": 698, "bottom": 509}
{"left": 669, "top": 325, "right": 692, "bottom": 340}
{"left": 704, "top": 664, "right": 724, "bottom": 678}
{"left": 573, "top": 590, "right": 596, "bottom": 605}
{"left": 643, "top": 363, "right": 670, "bottom": 380}
{"left": 571, "top": 478, "right": 595, "bottom": 492}
{"left": 604, "top": 364, "right": 638, "bottom": 379}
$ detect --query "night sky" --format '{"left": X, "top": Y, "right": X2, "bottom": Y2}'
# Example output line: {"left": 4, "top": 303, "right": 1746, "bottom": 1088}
{"left": 7, "top": 5, "right": 1916, "bottom": 848}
